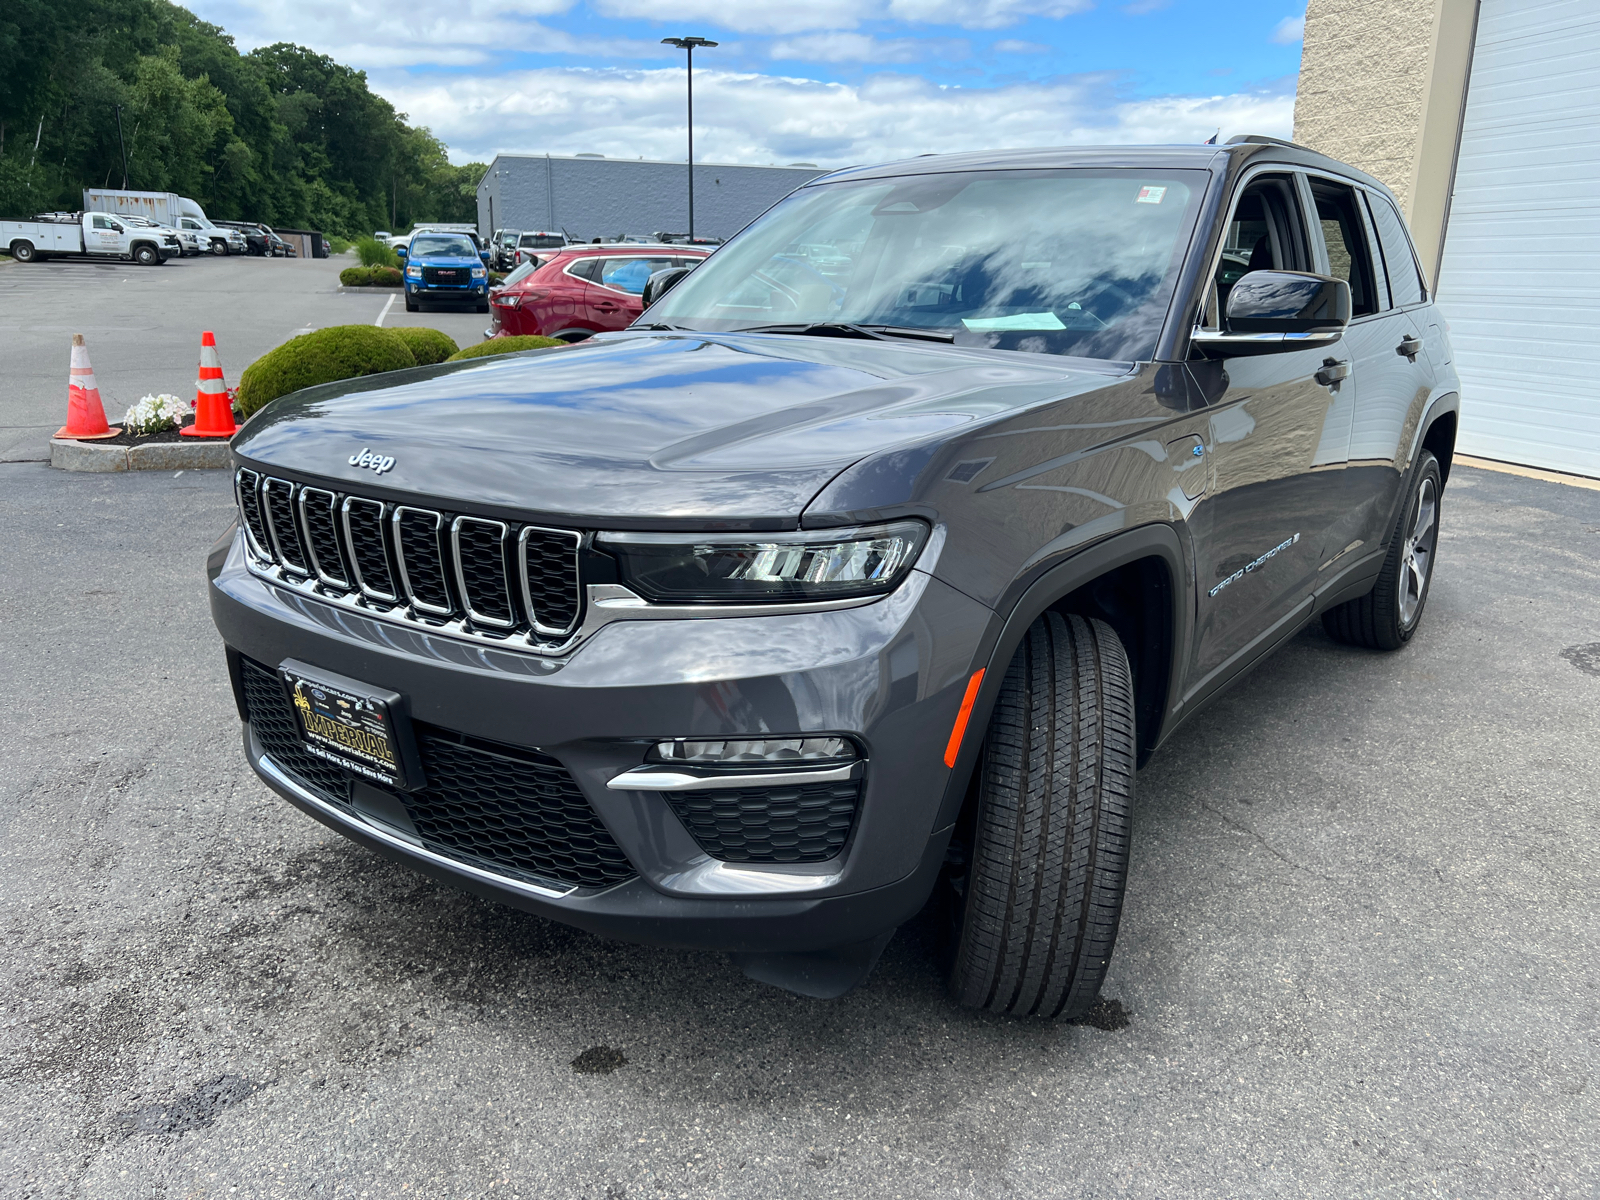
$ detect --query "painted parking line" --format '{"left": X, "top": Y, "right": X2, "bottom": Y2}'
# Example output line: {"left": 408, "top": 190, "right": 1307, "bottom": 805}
{"left": 375, "top": 294, "right": 395, "bottom": 327}
{"left": 1455, "top": 454, "right": 1600, "bottom": 492}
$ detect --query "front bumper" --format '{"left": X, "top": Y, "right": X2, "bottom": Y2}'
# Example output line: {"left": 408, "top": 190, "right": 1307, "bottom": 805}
{"left": 407, "top": 277, "right": 488, "bottom": 300}
{"left": 209, "top": 526, "right": 992, "bottom": 953}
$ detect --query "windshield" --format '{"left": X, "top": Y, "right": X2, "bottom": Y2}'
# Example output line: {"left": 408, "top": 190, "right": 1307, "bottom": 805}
{"left": 412, "top": 235, "right": 479, "bottom": 257}
{"left": 519, "top": 234, "right": 565, "bottom": 249}
{"left": 647, "top": 168, "right": 1205, "bottom": 361}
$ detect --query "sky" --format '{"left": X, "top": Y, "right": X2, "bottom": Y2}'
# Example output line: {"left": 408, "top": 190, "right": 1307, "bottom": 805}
{"left": 184, "top": 0, "right": 1307, "bottom": 168}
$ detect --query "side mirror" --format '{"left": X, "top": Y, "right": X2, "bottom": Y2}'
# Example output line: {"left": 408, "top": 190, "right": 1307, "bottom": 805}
{"left": 480, "top": 249, "right": 491, "bottom": 262}
{"left": 641, "top": 265, "right": 695, "bottom": 308}
{"left": 394, "top": 245, "right": 407, "bottom": 259}
{"left": 1192, "top": 270, "right": 1349, "bottom": 358}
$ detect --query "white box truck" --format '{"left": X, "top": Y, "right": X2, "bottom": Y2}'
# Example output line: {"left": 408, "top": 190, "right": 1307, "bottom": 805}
{"left": 1, "top": 211, "right": 181, "bottom": 264}
{"left": 81, "top": 189, "right": 246, "bottom": 256}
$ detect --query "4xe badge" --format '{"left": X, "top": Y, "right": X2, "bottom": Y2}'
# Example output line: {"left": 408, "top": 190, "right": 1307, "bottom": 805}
{"left": 349, "top": 447, "right": 395, "bottom": 474}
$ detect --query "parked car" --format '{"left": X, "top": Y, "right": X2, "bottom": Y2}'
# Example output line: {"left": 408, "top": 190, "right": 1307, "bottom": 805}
{"left": 82, "top": 188, "right": 246, "bottom": 255}
{"left": 489, "top": 229, "right": 521, "bottom": 271}
{"left": 397, "top": 230, "right": 491, "bottom": 312}
{"left": 486, "top": 244, "right": 709, "bottom": 341}
{"left": 120, "top": 213, "right": 201, "bottom": 256}
{"left": 512, "top": 230, "right": 566, "bottom": 267}
{"left": 217, "top": 221, "right": 271, "bottom": 256}
{"left": 213, "top": 137, "right": 1459, "bottom": 1014}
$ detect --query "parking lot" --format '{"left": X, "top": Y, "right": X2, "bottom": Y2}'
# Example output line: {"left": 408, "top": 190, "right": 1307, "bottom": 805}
{"left": 0, "top": 253, "right": 491, "bottom": 464}
{"left": 1, "top": 438, "right": 1596, "bottom": 1195}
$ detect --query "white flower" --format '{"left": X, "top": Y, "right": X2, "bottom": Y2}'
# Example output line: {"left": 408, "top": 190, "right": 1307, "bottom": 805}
{"left": 121, "top": 393, "right": 190, "bottom": 436}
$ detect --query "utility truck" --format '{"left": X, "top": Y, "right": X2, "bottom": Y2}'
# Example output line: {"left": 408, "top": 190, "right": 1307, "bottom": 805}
{"left": 82, "top": 188, "right": 246, "bottom": 255}
{"left": 2, "top": 211, "right": 181, "bottom": 264}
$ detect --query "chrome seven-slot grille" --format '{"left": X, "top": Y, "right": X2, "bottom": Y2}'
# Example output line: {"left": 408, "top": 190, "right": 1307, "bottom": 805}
{"left": 236, "top": 468, "right": 583, "bottom": 645}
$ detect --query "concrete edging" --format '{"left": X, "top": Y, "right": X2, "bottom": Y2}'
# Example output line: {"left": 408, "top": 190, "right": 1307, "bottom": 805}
{"left": 50, "top": 437, "right": 232, "bottom": 473}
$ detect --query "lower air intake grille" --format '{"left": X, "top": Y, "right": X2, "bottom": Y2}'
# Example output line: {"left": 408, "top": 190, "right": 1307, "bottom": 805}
{"left": 238, "top": 657, "right": 632, "bottom": 890}
{"left": 409, "top": 733, "right": 634, "bottom": 889}
{"left": 663, "top": 780, "right": 860, "bottom": 863}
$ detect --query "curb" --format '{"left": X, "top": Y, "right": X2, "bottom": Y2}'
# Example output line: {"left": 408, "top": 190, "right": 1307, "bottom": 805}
{"left": 50, "top": 437, "right": 232, "bottom": 473}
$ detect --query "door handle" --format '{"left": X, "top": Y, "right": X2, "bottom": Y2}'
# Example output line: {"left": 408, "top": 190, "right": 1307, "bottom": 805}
{"left": 1397, "top": 334, "right": 1423, "bottom": 362}
{"left": 1315, "top": 358, "right": 1350, "bottom": 387}
{"left": 594, "top": 301, "right": 620, "bottom": 312}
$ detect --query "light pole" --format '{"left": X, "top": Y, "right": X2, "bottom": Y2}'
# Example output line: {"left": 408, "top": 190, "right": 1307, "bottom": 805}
{"left": 661, "top": 36, "right": 717, "bottom": 242}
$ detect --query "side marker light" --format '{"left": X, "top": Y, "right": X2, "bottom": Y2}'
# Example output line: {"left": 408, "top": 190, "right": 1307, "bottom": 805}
{"left": 943, "top": 669, "right": 985, "bottom": 768}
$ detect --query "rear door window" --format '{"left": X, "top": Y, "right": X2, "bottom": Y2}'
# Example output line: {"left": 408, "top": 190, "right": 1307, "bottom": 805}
{"left": 1364, "top": 192, "right": 1426, "bottom": 307}
{"left": 1309, "top": 178, "right": 1380, "bottom": 317}
{"left": 596, "top": 257, "right": 678, "bottom": 295}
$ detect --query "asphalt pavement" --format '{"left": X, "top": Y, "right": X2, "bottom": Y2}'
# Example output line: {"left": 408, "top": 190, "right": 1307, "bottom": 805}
{"left": 1, "top": 458, "right": 1597, "bottom": 1199}
{"left": 0, "top": 253, "right": 491, "bottom": 463}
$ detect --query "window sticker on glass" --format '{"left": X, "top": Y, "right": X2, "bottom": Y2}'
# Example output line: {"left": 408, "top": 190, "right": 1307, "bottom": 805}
{"left": 962, "top": 313, "right": 1067, "bottom": 331}
{"left": 1136, "top": 186, "right": 1167, "bottom": 204}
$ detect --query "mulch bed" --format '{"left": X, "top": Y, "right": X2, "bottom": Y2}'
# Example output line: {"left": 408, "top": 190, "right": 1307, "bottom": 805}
{"left": 72, "top": 419, "right": 231, "bottom": 447}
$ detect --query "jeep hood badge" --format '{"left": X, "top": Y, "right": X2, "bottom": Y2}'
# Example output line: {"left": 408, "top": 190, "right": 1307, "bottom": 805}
{"left": 349, "top": 447, "right": 395, "bottom": 474}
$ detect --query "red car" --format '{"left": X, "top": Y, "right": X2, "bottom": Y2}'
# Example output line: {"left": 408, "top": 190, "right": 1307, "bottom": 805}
{"left": 487, "top": 244, "right": 710, "bottom": 342}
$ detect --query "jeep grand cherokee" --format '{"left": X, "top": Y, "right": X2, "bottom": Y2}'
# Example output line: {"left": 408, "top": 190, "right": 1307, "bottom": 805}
{"left": 209, "top": 136, "right": 1459, "bottom": 1015}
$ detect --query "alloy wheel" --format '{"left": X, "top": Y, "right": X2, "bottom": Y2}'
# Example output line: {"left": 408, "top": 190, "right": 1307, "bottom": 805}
{"left": 1398, "top": 475, "right": 1437, "bottom": 626}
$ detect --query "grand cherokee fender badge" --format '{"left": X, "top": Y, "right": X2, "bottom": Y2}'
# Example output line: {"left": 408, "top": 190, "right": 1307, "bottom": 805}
{"left": 349, "top": 448, "right": 395, "bottom": 474}
{"left": 1209, "top": 532, "right": 1300, "bottom": 599}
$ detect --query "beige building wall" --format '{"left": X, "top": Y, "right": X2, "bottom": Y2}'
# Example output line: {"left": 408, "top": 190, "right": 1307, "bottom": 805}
{"left": 1292, "top": 0, "right": 1479, "bottom": 280}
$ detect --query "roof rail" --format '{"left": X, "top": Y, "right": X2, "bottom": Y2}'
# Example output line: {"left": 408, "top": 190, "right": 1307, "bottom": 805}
{"left": 1226, "top": 134, "right": 1315, "bottom": 152}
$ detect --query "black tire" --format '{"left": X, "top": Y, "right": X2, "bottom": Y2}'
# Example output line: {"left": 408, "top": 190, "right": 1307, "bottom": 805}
{"left": 11, "top": 240, "right": 36, "bottom": 263}
{"left": 476, "top": 302, "right": 490, "bottom": 314}
{"left": 211, "top": 239, "right": 228, "bottom": 256}
{"left": 1322, "top": 450, "right": 1442, "bottom": 651}
{"left": 950, "top": 612, "right": 1135, "bottom": 1019}
{"left": 405, "top": 299, "right": 419, "bottom": 312}
{"left": 133, "top": 243, "right": 159, "bottom": 266}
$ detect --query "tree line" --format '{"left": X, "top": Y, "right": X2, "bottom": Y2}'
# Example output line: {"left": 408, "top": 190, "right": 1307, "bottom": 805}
{"left": 0, "top": 0, "right": 484, "bottom": 236}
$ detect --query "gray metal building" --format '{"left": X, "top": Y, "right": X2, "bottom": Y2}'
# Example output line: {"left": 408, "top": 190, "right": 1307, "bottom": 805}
{"left": 476, "top": 154, "right": 829, "bottom": 243}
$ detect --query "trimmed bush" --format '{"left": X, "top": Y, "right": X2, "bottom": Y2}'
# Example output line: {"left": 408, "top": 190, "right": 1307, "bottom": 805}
{"left": 445, "top": 335, "right": 568, "bottom": 363}
{"left": 339, "top": 265, "right": 374, "bottom": 286}
{"left": 390, "top": 326, "right": 458, "bottom": 365}
{"left": 339, "top": 265, "right": 403, "bottom": 287}
{"left": 236, "top": 325, "right": 417, "bottom": 417}
{"left": 355, "top": 236, "right": 399, "bottom": 269}
{"left": 370, "top": 265, "right": 403, "bottom": 287}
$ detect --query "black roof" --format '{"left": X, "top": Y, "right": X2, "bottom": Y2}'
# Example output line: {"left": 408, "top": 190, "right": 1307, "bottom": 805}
{"left": 807, "top": 137, "right": 1395, "bottom": 202}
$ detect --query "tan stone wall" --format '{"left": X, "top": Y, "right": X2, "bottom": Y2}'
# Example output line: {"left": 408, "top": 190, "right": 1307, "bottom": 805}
{"left": 1293, "top": 0, "right": 1438, "bottom": 210}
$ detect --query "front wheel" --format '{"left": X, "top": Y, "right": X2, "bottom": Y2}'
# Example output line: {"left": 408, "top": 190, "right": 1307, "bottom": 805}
{"left": 1323, "top": 451, "right": 1442, "bottom": 650}
{"left": 211, "top": 240, "right": 228, "bottom": 256}
{"left": 133, "top": 244, "right": 159, "bottom": 266}
{"left": 950, "top": 612, "right": 1135, "bottom": 1019}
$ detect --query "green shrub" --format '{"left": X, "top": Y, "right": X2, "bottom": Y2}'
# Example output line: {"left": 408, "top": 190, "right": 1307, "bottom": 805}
{"left": 355, "top": 236, "right": 399, "bottom": 269}
{"left": 370, "top": 266, "right": 403, "bottom": 287}
{"left": 327, "top": 236, "right": 353, "bottom": 255}
{"left": 390, "top": 326, "right": 458, "bottom": 365}
{"left": 445, "top": 336, "right": 568, "bottom": 362}
{"left": 339, "top": 265, "right": 374, "bottom": 286}
{"left": 236, "top": 325, "right": 417, "bottom": 417}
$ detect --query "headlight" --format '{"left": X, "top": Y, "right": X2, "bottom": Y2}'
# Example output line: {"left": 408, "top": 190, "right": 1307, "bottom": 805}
{"left": 470, "top": 266, "right": 487, "bottom": 278}
{"left": 598, "top": 521, "right": 927, "bottom": 603}
{"left": 405, "top": 265, "right": 421, "bottom": 277}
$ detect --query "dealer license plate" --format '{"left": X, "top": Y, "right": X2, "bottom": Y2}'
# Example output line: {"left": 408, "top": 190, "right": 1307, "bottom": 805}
{"left": 280, "top": 666, "right": 406, "bottom": 787}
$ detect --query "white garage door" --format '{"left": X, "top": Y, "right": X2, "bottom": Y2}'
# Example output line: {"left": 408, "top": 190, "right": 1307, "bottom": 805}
{"left": 1435, "top": 0, "right": 1600, "bottom": 478}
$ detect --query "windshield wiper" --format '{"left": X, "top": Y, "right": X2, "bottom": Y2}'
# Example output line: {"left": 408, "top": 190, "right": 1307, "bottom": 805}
{"left": 735, "top": 322, "right": 956, "bottom": 344}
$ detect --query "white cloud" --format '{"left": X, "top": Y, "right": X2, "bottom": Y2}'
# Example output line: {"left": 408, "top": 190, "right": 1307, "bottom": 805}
{"left": 991, "top": 39, "right": 1049, "bottom": 54}
{"left": 1270, "top": 14, "right": 1306, "bottom": 44}
{"left": 887, "top": 0, "right": 1093, "bottom": 28}
{"left": 382, "top": 64, "right": 1294, "bottom": 167}
{"left": 769, "top": 33, "right": 968, "bottom": 63}
{"left": 595, "top": 0, "right": 1090, "bottom": 33}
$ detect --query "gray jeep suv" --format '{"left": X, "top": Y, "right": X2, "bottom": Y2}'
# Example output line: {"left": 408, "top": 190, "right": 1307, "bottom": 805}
{"left": 209, "top": 136, "right": 1458, "bottom": 1017}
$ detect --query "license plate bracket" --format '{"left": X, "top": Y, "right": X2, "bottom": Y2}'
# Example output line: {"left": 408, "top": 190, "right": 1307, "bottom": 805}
{"left": 278, "top": 660, "right": 423, "bottom": 791}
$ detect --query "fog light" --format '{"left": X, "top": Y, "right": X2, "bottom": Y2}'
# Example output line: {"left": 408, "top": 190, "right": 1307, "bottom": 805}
{"left": 651, "top": 737, "right": 856, "bottom": 766}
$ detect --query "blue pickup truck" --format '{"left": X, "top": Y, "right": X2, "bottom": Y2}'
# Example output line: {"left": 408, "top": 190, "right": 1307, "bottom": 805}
{"left": 397, "top": 231, "right": 491, "bottom": 313}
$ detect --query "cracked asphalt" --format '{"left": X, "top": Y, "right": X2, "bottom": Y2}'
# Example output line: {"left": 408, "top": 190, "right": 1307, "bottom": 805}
{"left": 1, "top": 459, "right": 1596, "bottom": 1199}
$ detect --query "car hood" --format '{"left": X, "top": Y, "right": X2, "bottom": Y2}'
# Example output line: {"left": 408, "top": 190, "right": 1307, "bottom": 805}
{"left": 232, "top": 331, "right": 1131, "bottom": 529}
{"left": 411, "top": 254, "right": 481, "bottom": 267}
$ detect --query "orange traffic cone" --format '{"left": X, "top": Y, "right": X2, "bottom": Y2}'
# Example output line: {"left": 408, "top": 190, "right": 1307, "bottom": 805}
{"left": 56, "top": 333, "right": 121, "bottom": 439}
{"left": 183, "top": 330, "right": 237, "bottom": 438}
